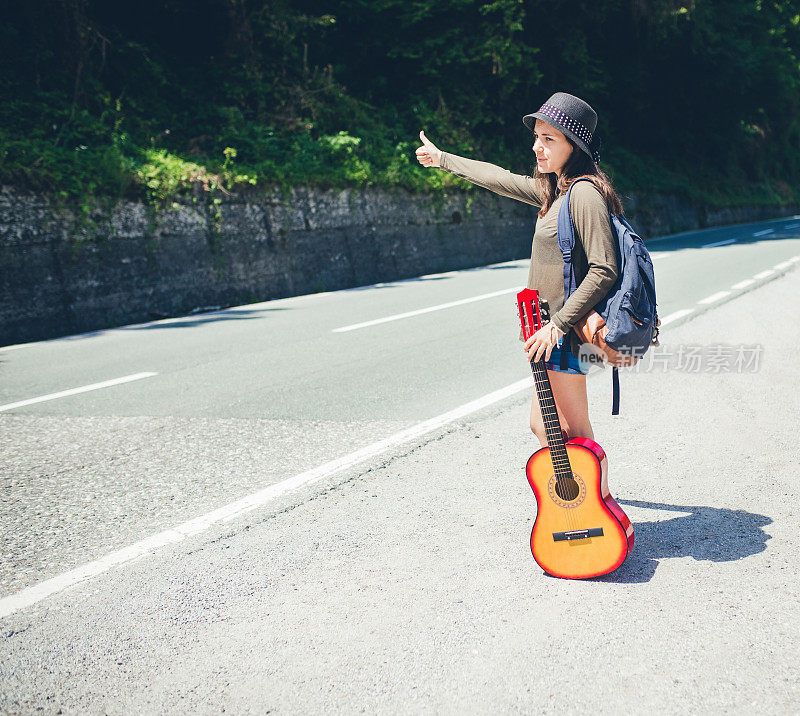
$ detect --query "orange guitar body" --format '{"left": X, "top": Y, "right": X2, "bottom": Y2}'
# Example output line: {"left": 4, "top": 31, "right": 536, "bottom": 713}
{"left": 526, "top": 436, "right": 633, "bottom": 579}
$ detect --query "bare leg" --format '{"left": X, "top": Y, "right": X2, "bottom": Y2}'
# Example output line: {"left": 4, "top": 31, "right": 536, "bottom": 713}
{"left": 529, "top": 369, "right": 594, "bottom": 447}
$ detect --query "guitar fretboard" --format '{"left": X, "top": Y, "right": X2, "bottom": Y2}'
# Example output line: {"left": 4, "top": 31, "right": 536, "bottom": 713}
{"left": 517, "top": 289, "right": 574, "bottom": 479}
{"left": 530, "top": 358, "right": 573, "bottom": 479}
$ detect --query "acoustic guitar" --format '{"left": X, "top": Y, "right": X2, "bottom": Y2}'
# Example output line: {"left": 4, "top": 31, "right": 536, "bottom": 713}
{"left": 517, "top": 288, "right": 634, "bottom": 579}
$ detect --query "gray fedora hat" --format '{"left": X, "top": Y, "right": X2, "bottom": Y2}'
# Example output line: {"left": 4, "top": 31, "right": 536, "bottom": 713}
{"left": 523, "top": 91, "right": 602, "bottom": 164}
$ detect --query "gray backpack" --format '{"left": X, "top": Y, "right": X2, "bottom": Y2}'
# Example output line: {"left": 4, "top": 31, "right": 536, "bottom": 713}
{"left": 557, "top": 177, "right": 660, "bottom": 414}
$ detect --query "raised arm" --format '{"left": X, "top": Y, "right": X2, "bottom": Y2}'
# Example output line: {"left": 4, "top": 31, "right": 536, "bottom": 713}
{"left": 416, "top": 130, "right": 543, "bottom": 208}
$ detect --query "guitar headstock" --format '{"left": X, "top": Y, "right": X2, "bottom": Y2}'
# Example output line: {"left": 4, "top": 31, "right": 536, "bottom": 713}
{"left": 517, "top": 288, "right": 548, "bottom": 341}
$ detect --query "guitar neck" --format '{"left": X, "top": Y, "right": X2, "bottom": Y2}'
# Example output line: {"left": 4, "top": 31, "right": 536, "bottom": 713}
{"left": 529, "top": 358, "right": 572, "bottom": 477}
{"left": 517, "top": 288, "right": 573, "bottom": 477}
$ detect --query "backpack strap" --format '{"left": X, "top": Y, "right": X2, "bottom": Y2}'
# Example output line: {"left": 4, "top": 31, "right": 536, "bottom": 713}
{"left": 556, "top": 178, "right": 593, "bottom": 375}
{"left": 612, "top": 366, "right": 620, "bottom": 415}
{"left": 556, "top": 178, "right": 595, "bottom": 301}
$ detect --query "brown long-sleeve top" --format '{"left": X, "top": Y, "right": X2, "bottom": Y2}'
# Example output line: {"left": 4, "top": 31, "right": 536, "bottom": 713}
{"left": 438, "top": 150, "right": 619, "bottom": 357}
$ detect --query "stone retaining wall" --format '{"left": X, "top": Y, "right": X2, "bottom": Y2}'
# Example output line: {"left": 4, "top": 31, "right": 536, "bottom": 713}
{"left": 1, "top": 184, "right": 796, "bottom": 345}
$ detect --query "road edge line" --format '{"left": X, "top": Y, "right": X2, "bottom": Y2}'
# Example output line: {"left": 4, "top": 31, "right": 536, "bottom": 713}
{"left": 0, "top": 376, "right": 533, "bottom": 620}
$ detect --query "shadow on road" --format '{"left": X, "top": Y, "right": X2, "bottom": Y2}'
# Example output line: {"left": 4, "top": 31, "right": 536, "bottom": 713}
{"left": 589, "top": 498, "right": 773, "bottom": 584}
{"left": 127, "top": 307, "right": 285, "bottom": 330}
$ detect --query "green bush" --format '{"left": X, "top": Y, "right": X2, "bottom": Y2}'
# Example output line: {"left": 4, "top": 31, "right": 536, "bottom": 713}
{"left": 1, "top": 0, "right": 799, "bottom": 212}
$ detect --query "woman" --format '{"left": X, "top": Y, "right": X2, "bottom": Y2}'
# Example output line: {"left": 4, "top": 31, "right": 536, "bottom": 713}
{"left": 415, "top": 92, "right": 623, "bottom": 447}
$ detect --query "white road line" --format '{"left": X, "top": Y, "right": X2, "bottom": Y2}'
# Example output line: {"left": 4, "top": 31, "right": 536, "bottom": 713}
{"left": 332, "top": 287, "right": 520, "bottom": 332}
{"left": 752, "top": 228, "right": 774, "bottom": 237}
{"left": 792, "top": 255, "right": 800, "bottom": 262}
{"left": 0, "top": 373, "right": 158, "bottom": 413}
{"left": 697, "top": 291, "right": 731, "bottom": 305}
{"left": 774, "top": 261, "right": 793, "bottom": 270}
{"left": 784, "top": 223, "right": 800, "bottom": 229}
{"left": 0, "top": 376, "right": 534, "bottom": 619}
{"left": 702, "top": 238, "right": 737, "bottom": 248}
{"left": 753, "top": 269, "right": 775, "bottom": 280}
{"left": 731, "top": 279, "right": 755, "bottom": 290}
{"left": 660, "top": 309, "right": 694, "bottom": 325}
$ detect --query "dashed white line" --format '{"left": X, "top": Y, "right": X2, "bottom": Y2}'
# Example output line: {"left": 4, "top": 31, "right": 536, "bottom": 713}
{"left": 0, "top": 375, "right": 534, "bottom": 619}
{"left": 752, "top": 228, "right": 775, "bottom": 237}
{"left": 660, "top": 309, "right": 694, "bottom": 326}
{"left": 774, "top": 261, "right": 792, "bottom": 270}
{"left": 702, "top": 238, "right": 737, "bottom": 248}
{"left": 0, "top": 373, "right": 158, "bottom": 413}
{"left": 0, "top": 259, "right": 530, "bottom": 352}
{"left": 697, "top": 291, "right": 731, "bottom": 305}
{"left": 332, "top": 287, "right": 520, "bottom": 332}
{"left": 731, "top": 279, "right": 755, "bottom": 290}
{"left": 753, "top": 269, "right": 775, "bottom": 280}
{"left": 784, "top": 223, "right": 800, "bottom": 230}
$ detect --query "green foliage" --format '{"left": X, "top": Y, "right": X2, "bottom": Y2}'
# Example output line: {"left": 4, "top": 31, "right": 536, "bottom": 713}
{"left": 1, "top": 0, "right": 800, "bottom": 211}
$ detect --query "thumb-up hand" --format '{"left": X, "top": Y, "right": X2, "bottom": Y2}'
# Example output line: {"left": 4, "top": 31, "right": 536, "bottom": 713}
{"left": 415, "top": 130, "right": 442, "bottom": 168}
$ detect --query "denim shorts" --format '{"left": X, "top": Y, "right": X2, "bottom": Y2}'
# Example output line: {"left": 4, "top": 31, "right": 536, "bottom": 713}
{"left": 544, "top": 337, "right": 590, "bottom": 375}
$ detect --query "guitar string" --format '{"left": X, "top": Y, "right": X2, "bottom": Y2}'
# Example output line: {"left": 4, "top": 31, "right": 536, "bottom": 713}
{"left": 528, "top": 319, "right": 577, "bottom": 534}
{"left": 524, "top": 298, "right": 577, "bottom": 534}
{"left": 537, "top": 360, "right": 577, "bottom": 533}
{"left": 526, "top": 305, "right": 574, "bottom": 534}
{"left": 537, "top": 360, "right": 574, "bottom": 529}
{"left": 543, "top": 329, "right": 580, "bottom": 533}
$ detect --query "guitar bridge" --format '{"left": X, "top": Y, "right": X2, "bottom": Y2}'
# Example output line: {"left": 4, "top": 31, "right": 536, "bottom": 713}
{"left": 552, "top": 527, "right": 604, "bottom": 542}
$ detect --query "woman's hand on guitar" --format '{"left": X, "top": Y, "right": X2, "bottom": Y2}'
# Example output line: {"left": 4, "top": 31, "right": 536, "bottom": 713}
{"left": 415, "top": 131, "right": 442, "bottom": 168}
{"left": 524, "top": 321, "right": 565, "bottom": 363}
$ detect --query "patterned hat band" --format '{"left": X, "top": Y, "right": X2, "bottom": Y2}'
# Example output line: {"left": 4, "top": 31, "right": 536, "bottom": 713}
{"left": 537, "top": 102, "right": 601, "bottom": 163}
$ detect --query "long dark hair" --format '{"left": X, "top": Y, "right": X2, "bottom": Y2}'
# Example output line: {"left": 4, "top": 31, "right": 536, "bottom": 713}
{"left": 530, "top": 138, "right": 624, "bottom": 218}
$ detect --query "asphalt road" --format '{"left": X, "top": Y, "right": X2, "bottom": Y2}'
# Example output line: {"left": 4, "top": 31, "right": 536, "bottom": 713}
{"left": 1, "top": 214, "right": 800, "bottom": 713}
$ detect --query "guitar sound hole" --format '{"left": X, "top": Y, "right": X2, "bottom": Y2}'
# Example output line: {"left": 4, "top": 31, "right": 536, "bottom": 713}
{"left": 554, "top": 477, "right": 580, "bottom": 502}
